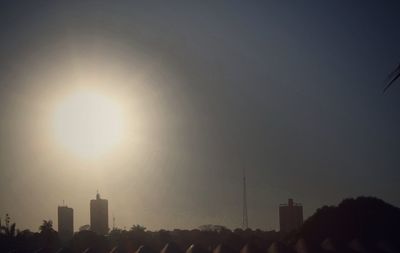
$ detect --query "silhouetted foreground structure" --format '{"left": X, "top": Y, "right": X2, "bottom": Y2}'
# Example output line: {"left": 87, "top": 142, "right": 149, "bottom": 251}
{"left": 1, "top": 197, "right": 399, "bottom": 253}
{"left": 279, "top": 199, "right": 303, "bottom": 233}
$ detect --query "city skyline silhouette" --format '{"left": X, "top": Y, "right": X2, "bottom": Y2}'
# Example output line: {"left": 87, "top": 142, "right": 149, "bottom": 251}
{"left": 1, "top": 196, "right": 399, "bottom": 253}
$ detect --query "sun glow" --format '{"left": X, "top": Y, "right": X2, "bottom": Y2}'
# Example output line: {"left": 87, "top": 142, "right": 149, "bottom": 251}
{"left": 52, "top": 90, "right": 124, "bottom": 159}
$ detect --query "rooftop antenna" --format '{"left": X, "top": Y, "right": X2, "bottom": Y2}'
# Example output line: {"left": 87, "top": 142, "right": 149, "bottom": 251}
{"left": 242, "top": 167, "right": 248, "bottom": 229}
{"left": 112, "top": 213, "right": 115, "bottom": 230}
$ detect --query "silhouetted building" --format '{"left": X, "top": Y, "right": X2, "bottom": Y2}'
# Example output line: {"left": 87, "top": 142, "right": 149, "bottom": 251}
{"left": 58, "top": 205, "right": 73, "bottom": 241}
{"left": 279, "top": 198, "right": 303, "bottom": 233}
{"left": 90, "top": 192, "right": 109, "bottom": 235}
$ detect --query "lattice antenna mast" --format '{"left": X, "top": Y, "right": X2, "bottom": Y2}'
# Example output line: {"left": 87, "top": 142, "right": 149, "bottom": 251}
{"left": 242, "top": 167, "right": 248, "bottom": 229}
{"left": 112, "top": 213, "right": 115, "bottom": 230}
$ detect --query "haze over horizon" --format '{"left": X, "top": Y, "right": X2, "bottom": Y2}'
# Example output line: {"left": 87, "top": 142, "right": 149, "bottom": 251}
{"left": 0, "top": 1, "right": 400, "bottom": 232}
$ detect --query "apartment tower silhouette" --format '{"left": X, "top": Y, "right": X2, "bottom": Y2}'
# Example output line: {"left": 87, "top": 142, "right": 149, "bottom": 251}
{"left": 279, "top": 198, "right": 303, "bottom": 233}
{"left": 90, "top": 192, "right": 109, "bottom": 235}
{"left": 58, "top": 205, "right": 73, "bottom": 241}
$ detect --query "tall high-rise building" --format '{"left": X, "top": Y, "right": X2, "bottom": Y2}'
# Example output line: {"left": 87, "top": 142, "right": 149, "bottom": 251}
{"left": 58, "top": 205, "right": 73, "bottom": 241}
{"left": 279, "top": 198, "right": 303, "bottom": 233}
{"left": 90, "top": 192, "right": 109, "bottom": 235}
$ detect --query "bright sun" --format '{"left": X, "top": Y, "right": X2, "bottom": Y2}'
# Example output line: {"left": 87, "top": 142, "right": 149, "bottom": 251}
{"left": 52, "top": 90, "right": 124, "bottom": 159}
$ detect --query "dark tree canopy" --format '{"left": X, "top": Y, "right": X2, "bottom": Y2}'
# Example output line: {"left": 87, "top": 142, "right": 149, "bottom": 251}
{"left": 294, "top": 196, "right": 400, "bottom": 251}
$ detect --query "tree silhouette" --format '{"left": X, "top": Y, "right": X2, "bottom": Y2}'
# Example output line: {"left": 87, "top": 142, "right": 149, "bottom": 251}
{"left": 130, "top": 224, "right": 147, "bottom": 233}
{"left": 39, "top": 220, "right": 59, "bottom": 248}
{"left": 0, "top": 213, "right": 16, "bottom": 238}
{"left": 39, "top": 220, "right": 54, "bottom": 234}
{"left": 294, "top": 196, "right": 400, "bottom": 252}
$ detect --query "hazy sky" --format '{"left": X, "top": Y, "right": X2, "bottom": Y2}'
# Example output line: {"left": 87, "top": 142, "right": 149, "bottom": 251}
{"left": 1, "top": 1, "right": 400, "bottom": 232}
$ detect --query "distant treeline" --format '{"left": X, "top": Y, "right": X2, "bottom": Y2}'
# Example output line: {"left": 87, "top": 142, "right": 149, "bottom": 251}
{"left": 0, "top": 220, "right": 281, "bottom": 253}
{"left": 1, "top": 196, "right": 399, "bottom": 253}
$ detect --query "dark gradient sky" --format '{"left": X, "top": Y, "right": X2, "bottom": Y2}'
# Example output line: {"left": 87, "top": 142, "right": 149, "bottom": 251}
{"left": 0, "top": 1, "right": 400, "bottom": 231}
